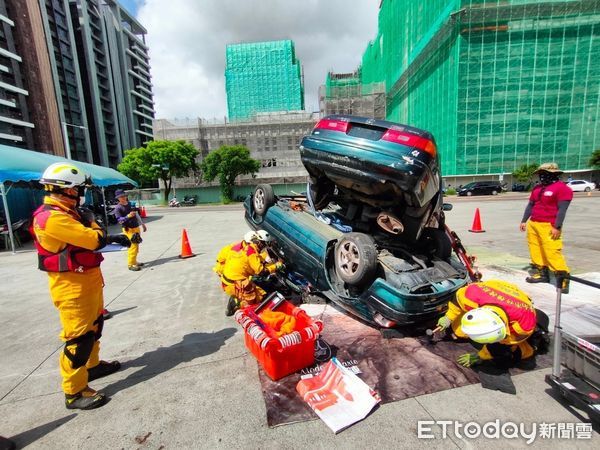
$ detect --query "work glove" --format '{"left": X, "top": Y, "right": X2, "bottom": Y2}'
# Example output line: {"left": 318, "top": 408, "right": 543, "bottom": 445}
{"left": 77, "top": 206, "right": 96, "bottom": 227}
{"left": 437, "top": 315, "right": 452, "bottom": 331}
{"left": 275, "top": 262, "right": 286, "bottom": 273}
{"left": 457, "top": 353, "right": 481, "bottom": 368}
{"left": 108, "top": 234, "right": 131, "bottom": 248}
{"left": 130, "top": 232, "right": 143, "bottom": 244}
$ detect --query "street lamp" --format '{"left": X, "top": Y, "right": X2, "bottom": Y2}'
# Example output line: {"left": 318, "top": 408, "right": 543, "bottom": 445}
{"left": 62, "top": 121, "right": 87, "bottom": 160}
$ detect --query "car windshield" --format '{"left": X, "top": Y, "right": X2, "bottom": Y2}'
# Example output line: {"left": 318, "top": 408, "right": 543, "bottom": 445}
{"left": 462, "top": 182, "right": 476, "bottom": 188}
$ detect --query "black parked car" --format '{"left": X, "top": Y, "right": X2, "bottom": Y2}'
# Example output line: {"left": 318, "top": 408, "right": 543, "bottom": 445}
{"left": 457, "top": 181, "right": 503, "bottom": 196}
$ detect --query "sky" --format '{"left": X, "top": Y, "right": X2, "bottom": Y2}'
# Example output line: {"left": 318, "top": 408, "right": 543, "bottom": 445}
{"left": 122, "top": 0, "right": 379, "bottom": 120}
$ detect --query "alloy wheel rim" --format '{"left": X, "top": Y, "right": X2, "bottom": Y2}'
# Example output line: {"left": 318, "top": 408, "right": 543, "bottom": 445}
{"left": 254, "top": 190, "right": 265, "bottom": 210}
{"left": 338, "top": 241, "right": 360, "bottom": 276}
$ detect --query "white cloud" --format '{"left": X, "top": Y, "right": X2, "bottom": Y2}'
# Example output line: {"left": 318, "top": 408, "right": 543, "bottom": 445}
{"left": 137, "top": 0, "right": 379, "bottom": 119}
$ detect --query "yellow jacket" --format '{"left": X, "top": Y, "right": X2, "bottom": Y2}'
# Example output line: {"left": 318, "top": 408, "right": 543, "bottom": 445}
{"left": 446, "top": 280, "right": 536, "bottom": 345}
{"left": 220, "top": 240, "right": 276, "bottom": 282}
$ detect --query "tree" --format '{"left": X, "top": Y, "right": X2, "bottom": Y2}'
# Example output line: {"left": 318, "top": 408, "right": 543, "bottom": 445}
{"left": 118, "top": 140, "right": 199, "bottom": 203}
{"left": 512, "top": 163, "right": 539, "bottom": 183}
{"left": 201, "top": 145, "right": 260, "bottom": 203}
{"left": 589, "top": 149, "right": 600, "bottom": 168}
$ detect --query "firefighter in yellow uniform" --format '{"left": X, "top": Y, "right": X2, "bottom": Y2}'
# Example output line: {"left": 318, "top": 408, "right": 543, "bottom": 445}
{"left": 214, "top": 230, "right": 283, "bottom": 316}
{"left": 436, "top": 280, "right": 546, "bottom": 368}
{"left": 31, "top": 163, "right": 130, "bottom": 410}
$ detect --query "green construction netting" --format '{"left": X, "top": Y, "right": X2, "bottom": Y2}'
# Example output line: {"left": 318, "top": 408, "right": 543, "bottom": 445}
{"left": 333, "top": 0, "right": 600, "bottom": 176}
{"left": 225, "top": 40, "right": 304, "bottom": 121}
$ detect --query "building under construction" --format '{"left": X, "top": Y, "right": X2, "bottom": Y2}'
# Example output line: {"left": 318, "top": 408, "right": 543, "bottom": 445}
{"left": 153, "top": 111, "right": 317, "bottom": 196}
{"left": 331, "top": 0, "right": 600, "bottom": 177}
{"left": 225, "top": 40, "right": 304, "bottom": 121}
{"left": 319, "top": 70, "right": 386, "bottom": 119}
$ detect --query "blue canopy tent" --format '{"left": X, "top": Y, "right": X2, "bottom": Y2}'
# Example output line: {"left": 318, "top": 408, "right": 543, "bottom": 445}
{"left": 0, "top": 144, "right": 137, "bottom": 253}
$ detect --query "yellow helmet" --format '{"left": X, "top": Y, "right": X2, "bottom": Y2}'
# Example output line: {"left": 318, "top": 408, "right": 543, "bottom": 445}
{"left": 461, "top": 307, "right": 507, "bottom": 344}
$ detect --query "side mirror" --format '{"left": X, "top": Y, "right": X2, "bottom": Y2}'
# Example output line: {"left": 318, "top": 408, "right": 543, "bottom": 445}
{"left": 442, "top": 203, "right": 453, "bottom": 211}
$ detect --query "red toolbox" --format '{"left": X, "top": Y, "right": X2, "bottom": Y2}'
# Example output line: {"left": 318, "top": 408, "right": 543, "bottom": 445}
{"left": 234, "top": 295, "right": 323, "bottom": 380}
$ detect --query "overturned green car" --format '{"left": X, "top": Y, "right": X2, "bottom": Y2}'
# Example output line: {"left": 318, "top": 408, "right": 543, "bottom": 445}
{"left": 245, "top": 115, "right": 471, "bottom": 328}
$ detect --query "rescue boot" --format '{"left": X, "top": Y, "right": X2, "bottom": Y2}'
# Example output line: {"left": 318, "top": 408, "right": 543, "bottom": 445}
{"left": 554, "top": 271, "right": 570, "bottom": 294}
{"left": 128, "top": 265, "right": 141, "bottom": 271}
{"left": 525, "top": 265, "right": 549, "bottom": 283}
{"left": 65, "top": 387, "right": 106, "bottom": 410}
{"left": 225, "top": 296, "right": 239, "bottom": 317}
{"left": 88, "top": 360, "right": 121, "bottom": 382}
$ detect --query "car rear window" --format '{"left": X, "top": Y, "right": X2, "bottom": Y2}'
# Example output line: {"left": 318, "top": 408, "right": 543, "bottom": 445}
{"left": 346, "top": 123, "right": 386, "bottom": 141}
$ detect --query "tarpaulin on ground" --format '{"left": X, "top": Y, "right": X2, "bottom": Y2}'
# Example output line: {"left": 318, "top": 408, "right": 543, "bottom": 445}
{"left": 258, "top": 304, "right": 552, "bottom": 427}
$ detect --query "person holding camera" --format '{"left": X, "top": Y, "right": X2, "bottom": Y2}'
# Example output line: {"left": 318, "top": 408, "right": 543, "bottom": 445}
{"left": 113, "top": 190, "right": 147, "bottom": 271}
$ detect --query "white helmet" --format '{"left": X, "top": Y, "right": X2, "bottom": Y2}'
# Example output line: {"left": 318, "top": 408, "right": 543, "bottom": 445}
{"left": 243, "top": 231, "right": 259, "bottom": 243}
{"left": 461, "top": 307, "right": 507, "bottom": 344}
{"left": 256, "top": 230, "right": 273, "bottom": 242}
{"left": 40, "top": 163, "right": 90, "bottom": 188}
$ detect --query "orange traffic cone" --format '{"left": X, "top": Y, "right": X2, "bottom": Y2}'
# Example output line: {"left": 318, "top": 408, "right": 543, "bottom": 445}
{"left": 469, "top": 208, "right": 485, "bottom": 233}
{"left": 140, "top": 206, "right": 147, "bottom": 218}
{"left": 179, "top": 229, "right": 196, "bottom": 258}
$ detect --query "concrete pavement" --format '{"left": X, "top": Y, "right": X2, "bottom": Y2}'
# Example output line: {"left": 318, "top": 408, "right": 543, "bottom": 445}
{"left": 0, "top": 195, "right": 598, "bottom": 448}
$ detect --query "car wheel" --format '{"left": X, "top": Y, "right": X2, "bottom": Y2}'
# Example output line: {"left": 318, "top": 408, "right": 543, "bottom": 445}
{"left": 421, "top": 228, "right": 452, "bottom": 260}
{"left": 492, "top": 190, "right": 498, "bottom": 195}
{"left": 585, "top": 187, "right": 591, "bottom": 192}
{"left": 334, "top": 233, "right": 378, "bottom": 287}
{"left": 466, "top": 191, "right": 473, "bottom": 197}
{"left": 308, "top": 178, "right": 334, "bottom": 210}
{"left": 253, "top": 184, "right": 275, "bottom": 216}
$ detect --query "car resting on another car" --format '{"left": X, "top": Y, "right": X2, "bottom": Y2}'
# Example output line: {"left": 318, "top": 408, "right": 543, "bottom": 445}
{"left": 244, "top": 115, "right": 474, "bottom": 328}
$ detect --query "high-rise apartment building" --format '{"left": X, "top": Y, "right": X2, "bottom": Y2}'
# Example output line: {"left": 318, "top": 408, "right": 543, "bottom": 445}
{"left": 0, "top": 0, "right": 64, "bottom": 153}
{"left": 0, "top": 0, "right": 154, "bottom": 168}
{"left": 225, "top": 40, "right": 304, "bottom": 121}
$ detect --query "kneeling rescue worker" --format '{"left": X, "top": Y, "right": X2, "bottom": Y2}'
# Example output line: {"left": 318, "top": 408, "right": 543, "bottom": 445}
{"left": 436, "top": 280, "right": 549, "bottom": 368}
{"left": 214, "top": 230, "right": 284, "bottom": 316}
{"left": 31, "top": 163, "right": 131, "bottom": 410}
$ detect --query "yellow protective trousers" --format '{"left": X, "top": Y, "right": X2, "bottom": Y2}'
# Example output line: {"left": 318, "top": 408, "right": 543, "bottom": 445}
{"left": 526, "top": 221, "right": 569, "bottom": 272}
{"left": 49, "top": 267, "right": 104, "bottom": 395}
{"left": 221, "top": 278, "right": 266, "bottom": 307}
{"left": 123, "top": 227, "right": 140, "bottom": 267}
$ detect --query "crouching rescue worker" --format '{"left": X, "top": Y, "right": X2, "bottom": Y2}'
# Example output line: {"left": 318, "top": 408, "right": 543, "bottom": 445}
{"left": 214, "top": 230, "right": 284, "bottom": 316}
{"left": 436, "top": 280, "right": 549, "bottom": 369}
{"left": 31, "top": 163, "right": 131, "bottom": 410}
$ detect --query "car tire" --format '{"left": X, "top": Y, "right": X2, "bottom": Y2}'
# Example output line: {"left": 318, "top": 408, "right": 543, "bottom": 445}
{"left": 585, "top": 187, "right": 591, "bottom": 192}
{"left": 253, "top": 184, "right": 275, "bottom": 216}
{"left": 492, "top": 190, "right": 498, "bottom": 195}
{"left": 466, "top": 191, "right": 473, "bottom": 196}
{"left": 422, "top": 228, "right": 452, "bottom": 260}
{"left": 334, "top": 233, "right": 378, "bottom": 287}
{"left": 308, "top": 178, "right": 334, "bottom": 210}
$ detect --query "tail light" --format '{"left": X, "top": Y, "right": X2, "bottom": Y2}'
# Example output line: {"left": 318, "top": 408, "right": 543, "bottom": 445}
{"left": 314, "top": 118, "right": 350, "bottom": 133}
{"left": 381, "top": 129, "right": 437, "bottom": 157}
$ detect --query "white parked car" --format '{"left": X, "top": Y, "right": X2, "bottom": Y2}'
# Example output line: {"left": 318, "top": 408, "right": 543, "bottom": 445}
{"left": 566, "top": 180, "right": 596, "bottom": 192}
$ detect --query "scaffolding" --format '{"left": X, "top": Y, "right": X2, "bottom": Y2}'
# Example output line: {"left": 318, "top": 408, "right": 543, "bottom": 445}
{"left": 225, "top": 40, "right": 305, "bottom": 121}
{"left": 320, "top": 71, "right": 387, "bottom": 119}
{"left": 356, "top": 0, "right": 600, "bottom": 176}
{"left": 153, "top": 112, "right": 318, "bottom": 188}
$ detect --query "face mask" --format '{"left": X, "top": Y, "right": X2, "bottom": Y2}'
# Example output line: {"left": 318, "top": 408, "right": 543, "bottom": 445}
{"left": 539, "top": 172, "right": 558, "bottom": 185}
